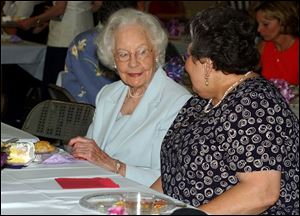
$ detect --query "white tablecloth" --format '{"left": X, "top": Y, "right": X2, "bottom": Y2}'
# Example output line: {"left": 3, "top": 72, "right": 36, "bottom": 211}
{"left": 1, "top": 122, "right": 39, "bottom": 143}
{"left": 1, "top": 123, "right": 186, "bottom": 215}
{"left": 1, "top": 40, "right": 46, "bottom": 81}
{"left": 1, "top": 159, "right": 186, "bottom": 215}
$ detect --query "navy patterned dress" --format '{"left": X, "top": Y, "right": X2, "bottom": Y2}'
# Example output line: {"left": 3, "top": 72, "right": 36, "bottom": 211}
{"left": 161, "top": 77, "right": 299, "bottom": 215}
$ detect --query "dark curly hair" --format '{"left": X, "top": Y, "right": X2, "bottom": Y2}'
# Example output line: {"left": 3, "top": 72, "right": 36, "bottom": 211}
{"left": 189, "top": 7, "right": 260, "bottom": 75}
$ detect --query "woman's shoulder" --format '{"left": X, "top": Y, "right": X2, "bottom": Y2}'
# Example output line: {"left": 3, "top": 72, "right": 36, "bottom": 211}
{"left": 99, "top": 80, "right": 123, "bottom": 93}
{"left": 94, "top": 80, "right": 123, "bottom": 101}
{"left": 236, "top": 76, "right": 291, "bottom": 109}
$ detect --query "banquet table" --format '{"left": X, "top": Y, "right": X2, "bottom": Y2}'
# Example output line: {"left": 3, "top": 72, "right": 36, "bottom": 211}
{"left": 1, "top": 123, "right": 187, "bottom": 215}
{"left": 1, "top": 122, "right": 39, "bottom": 143}
{"left": 1, "top": 39, "right": 46, "bottom": 81}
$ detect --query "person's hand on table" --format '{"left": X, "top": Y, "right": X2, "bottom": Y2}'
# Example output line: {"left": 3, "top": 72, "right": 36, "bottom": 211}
{"left": 68, "top": 136, "right": 116, "bottom": 172}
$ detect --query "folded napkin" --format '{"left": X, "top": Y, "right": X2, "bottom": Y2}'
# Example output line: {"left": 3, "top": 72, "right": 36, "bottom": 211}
{"left": 55, "top": 177, "right": 120, "bottom": 189}
{"left": 42, "top": 153, "right": 76, "bottom": 164}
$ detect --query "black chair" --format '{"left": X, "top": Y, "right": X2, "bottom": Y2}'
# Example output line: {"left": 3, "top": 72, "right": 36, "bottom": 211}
{"left": 22, "top": 100, "right": 95, "bottom": 145}
{"left": 47, "top": 83, "right": 76, "bottom": 102}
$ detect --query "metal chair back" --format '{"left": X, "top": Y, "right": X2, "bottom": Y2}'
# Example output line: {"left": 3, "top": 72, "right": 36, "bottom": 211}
{"left": 22, "top": 100, "right": 95, "bottom": 143}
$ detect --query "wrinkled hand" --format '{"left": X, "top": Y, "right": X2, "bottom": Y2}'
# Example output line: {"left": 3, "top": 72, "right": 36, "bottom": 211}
{"left": 68, "top": 136, "right": 116, "bottom": 172}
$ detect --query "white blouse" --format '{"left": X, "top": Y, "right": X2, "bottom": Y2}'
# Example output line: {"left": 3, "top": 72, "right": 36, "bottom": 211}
{"left": 47, "top": 1, "right": 94, "bottom": 48}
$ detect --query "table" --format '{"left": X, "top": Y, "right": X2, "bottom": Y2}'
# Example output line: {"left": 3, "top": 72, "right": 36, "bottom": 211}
{"left": 1, "top": 124, "right": 187, "bottom": 215}
{"left": 1, "top": 39, "right": 46, "bottom": 81}
{"left": 1, "top": 122, "right": 39, "bottom": 143}
{"left": 1, "top": 157, "right": 187, "bottom": 215}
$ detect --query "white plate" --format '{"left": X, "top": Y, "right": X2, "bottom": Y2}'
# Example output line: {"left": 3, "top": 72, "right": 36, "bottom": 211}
{"left": 79, "top": 191, "right": 186, "bottom": 215}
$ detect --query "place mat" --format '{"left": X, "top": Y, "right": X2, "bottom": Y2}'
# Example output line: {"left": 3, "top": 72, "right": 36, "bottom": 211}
{"left": 55, "top": 177, "right": 120, "bottom": 189}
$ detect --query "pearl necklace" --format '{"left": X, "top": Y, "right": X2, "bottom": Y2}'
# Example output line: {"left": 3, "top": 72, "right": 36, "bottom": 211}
{"left": 203, "top": 71, "right": 252, "bottom": 113}
{"left": 128, "top": 88, "right": 144, "bottom": 98}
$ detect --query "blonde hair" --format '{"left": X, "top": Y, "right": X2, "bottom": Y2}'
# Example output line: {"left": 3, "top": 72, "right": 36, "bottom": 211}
{"left": 251, "top": 1, "right": 299, "bottom": 36}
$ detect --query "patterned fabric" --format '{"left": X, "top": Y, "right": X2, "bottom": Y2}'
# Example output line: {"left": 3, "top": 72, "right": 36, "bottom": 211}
{"left": 161, "top": 77, "right": 299, "bottom": 215}
{"left": 62, "top": 26, "right": 118, "bottom": 105}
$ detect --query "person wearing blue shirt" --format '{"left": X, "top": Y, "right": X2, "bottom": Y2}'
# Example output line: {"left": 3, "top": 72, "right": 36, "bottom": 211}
{"left": 68, "top": 8, "right": 192, "bottom": 187}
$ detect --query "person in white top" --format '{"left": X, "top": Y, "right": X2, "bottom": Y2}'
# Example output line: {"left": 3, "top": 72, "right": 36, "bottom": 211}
{"left": 19, "top": 1, "right": 103, "bottom": 84}
{"left": 2, "top": 1, "right": 44, "bottom": 18}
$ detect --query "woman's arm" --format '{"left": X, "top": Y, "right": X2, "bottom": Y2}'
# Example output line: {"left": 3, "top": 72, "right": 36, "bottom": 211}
{"left": 150, "top": 176, "right": 163, "bottom": 193}
{"left": 198, "top": 170, "right": 281, "bottom": 215}
{"left": 18, "top": 1, "right": 67, "bottom": 30}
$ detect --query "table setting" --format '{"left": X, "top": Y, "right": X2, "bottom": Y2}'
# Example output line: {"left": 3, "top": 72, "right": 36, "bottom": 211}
{"left": 1, "top": 122, "right": 191, "bottom": 215}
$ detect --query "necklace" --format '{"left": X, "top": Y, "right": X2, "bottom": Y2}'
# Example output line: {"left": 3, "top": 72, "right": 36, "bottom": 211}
{"left": 203, "top": 71, "right": 252, "bottom": 113}
{"left": 128, "top": 88, "right": 144, "bottom": 98}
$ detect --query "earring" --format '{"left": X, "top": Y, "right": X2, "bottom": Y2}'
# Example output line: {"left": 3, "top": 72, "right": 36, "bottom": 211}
{"left": 205, "top": 72, "right": 209, "bottom": 86}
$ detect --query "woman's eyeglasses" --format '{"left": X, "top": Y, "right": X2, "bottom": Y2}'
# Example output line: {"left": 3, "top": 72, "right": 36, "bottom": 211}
{"left": 114, "top": 47, "right": 153, "bottom": 62}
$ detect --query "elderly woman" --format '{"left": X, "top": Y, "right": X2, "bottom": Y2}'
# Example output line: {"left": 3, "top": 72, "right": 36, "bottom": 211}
{"left": 68, "top": 8, "right": 191, "bottom": 187}
{"left": 151, "top": 7, "right": 299, "bottom": 215}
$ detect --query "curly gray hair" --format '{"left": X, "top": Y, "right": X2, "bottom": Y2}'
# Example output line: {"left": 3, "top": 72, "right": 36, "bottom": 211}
{"left": 96, "top": 8, "right": 168, "bottom": 70}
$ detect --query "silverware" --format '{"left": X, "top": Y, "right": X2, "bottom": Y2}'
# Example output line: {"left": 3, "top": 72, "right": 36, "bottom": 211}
{"left": 175, "top": 202, "right": 187, "bottom": 208}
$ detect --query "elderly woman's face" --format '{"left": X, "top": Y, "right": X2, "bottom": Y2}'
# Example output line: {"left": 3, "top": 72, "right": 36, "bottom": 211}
{"left": 114, "top": 24, "right": 156, "bottom": 89}
{"left": 256, "top": 10, "right": 281, "bottom": 41}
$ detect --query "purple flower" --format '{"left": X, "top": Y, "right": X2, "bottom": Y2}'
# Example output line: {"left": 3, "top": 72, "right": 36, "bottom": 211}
{"left": 1, "top": 152, "right": 8, "bottom": 168}
{"left": 270, "top": 79, "right": 296, "bottom": 103}
{"left": 108, "top": 206, "right": 128, "bottom": 215}
{"left": 164, "top": 56, "right": 185, "bottom": 83}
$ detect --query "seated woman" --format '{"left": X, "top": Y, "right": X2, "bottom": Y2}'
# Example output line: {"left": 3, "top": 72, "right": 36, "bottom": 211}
{"left": 61, "top": 1, "right": 142, "bottom": 105}
{"left": 151, "top": 7, "right": 299, "bottom": 215}
{"left": 67, "top": 8, "right": 192, "bottom": 187}
{"left": 253, "top": 1, "right": 299, "bottom": 85}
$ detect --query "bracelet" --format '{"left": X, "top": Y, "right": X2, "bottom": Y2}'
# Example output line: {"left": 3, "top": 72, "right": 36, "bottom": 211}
{"left": 35, "top": 17, "right": 41, "bottom": 25}
{"left": 115, "top": 160, "right": 121, "bottom": 174}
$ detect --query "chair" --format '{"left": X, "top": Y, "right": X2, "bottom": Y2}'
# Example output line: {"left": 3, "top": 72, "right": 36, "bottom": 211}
{"left": 47, "top": 83, "right": 76, "bottom": 102}
{"left": 22, "top": 100, "right": 95, "bottom": 145}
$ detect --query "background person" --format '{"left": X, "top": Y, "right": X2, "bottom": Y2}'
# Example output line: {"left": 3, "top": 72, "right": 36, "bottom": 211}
{"left": 19, "top": 1, "right": 103, "bottom": 85}
{"left": 68, "top": 8, "right": 192, "bottom": 187}
{"left": 151, "top": 7, "right": 299, "bottom": 215}
{"left": 252, "top": 1, "right": 299, "bottom": 85}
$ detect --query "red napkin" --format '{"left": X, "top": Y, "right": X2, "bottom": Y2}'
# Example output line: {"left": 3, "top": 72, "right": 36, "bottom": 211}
{"left": 55, "top": 177, "right": 119, "bottom": 189}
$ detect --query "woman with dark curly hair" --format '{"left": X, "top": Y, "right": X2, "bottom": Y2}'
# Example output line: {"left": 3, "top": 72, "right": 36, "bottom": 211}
{"left": 151, "top": 7, "right": 299, "bottom": 215}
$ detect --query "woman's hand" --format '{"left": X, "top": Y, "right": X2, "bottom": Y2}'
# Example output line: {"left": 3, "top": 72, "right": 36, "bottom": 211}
{"left": 17, "top": 17, "right": 37, "bottom": 30}
{"left": 68, "top": 136, "right": 116, "bottom": 172}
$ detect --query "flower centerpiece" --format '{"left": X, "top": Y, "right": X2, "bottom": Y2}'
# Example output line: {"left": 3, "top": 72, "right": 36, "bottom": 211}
{"left": 270, "top": 79, "right": 298, "bottom": 103}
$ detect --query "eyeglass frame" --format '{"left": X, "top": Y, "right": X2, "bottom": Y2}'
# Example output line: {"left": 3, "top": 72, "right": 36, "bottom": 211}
{"left": 113, "top": 47, "right": 153, "bottom": 63}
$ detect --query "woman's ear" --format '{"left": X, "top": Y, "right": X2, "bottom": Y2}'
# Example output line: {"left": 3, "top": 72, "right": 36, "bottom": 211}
{"left": 204, "top": 58, "right": 213, "bottom": 73}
